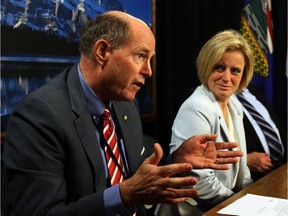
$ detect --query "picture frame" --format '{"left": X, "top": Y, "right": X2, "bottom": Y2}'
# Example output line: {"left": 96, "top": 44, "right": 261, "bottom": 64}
{"left": 1, "top": 0, "right": 157, "bottom": 136}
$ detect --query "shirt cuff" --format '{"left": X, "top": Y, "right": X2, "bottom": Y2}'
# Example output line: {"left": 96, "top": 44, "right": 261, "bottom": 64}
{"left": 104, "top": 184, "right": 136, "bottom": 215}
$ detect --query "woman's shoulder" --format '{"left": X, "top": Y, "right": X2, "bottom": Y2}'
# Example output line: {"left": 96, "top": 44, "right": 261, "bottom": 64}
{"left": 182, "top": 86, "right": 215, "bottom": 109}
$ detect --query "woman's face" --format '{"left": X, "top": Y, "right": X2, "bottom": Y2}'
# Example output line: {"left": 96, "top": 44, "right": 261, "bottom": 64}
{"left": 207, "top": 51, "right": 245, "bottom": 103}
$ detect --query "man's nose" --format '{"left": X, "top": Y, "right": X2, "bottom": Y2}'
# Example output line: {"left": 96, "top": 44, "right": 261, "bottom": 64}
{"left": 141, "top": 61, "right": 152, "bottom": 78}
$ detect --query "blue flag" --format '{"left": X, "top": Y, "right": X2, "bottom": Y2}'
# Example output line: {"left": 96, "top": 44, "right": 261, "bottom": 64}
{"left": 240, "top": 0, "right": 274, "bottom": 104}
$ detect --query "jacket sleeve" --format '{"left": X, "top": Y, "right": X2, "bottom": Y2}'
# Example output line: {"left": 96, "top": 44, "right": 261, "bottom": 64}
{"left": 170, "top": 97, "right": 235, "bottom": 209}
{"left": 3, "top": 94, "right": 107, "bottom": 216}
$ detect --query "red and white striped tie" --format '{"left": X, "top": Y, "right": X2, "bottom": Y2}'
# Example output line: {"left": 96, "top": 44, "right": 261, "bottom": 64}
{"left": 102, "top": 106, "right": 124, "bottom": 186}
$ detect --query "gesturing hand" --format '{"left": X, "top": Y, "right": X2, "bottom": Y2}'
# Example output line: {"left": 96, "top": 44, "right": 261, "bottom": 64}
{"left": 119, "top": 143, "right": 199, "bottom": 207}
{"left": 172, "top": 134, "right": 244, "bottom": 170}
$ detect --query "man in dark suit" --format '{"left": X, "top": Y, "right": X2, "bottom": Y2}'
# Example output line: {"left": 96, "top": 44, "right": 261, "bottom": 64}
{"left": 3, "top": 11, "right": 243, "bottom": 216}
{"left": 236, "top": 85, "right": 287, "bottom": 181}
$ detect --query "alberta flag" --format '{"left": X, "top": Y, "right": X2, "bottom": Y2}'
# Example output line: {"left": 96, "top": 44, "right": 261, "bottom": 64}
{"left": 240, "top": 0, "right": 274, "bottom": 104}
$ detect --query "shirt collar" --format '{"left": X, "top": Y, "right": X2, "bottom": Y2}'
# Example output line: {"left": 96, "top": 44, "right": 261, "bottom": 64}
{"left": 77, "top": 64, "right": 110, "bottom": 117}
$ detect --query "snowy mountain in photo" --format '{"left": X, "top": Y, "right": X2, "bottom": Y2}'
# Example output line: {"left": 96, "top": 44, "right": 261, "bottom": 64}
{"left": 0, "top": 0, "right": 125, "bottom": 42}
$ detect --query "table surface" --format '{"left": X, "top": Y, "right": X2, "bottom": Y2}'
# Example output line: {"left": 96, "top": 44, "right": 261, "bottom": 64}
{"left": 203, "top": 163, "right": 287, "bottom": 216}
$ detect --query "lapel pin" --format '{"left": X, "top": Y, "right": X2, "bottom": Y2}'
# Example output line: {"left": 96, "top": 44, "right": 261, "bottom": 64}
{"left": 123, "top": 115, "right": 128, "bottom": 121}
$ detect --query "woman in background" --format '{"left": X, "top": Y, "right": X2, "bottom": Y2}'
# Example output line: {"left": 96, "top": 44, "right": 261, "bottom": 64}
{"left": 170, "top": 29, "right": 254, "bottom": 213}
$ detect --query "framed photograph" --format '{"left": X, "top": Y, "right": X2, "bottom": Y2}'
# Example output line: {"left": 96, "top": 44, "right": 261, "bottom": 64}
{"left": 1, "top": 0, "right": 157, "bottom": 135}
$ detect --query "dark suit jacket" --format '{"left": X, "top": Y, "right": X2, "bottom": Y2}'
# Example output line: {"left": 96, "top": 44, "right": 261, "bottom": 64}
{"left": 3, "top": 64, "right": 153, "bottom": 216}
{"left": 243, "top": 85, "right": 287, "bottom": 181}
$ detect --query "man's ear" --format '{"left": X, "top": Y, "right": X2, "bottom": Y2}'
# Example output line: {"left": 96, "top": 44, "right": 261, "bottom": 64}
{"left": 93, "top": 39, "right": 111, "bottom": 65}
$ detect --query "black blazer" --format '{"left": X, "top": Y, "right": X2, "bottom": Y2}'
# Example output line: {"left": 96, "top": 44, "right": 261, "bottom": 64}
{"left": 3, "top": 64, "right": 153, "bottom": 216}
{"left": 243, "top": 85, "right": 287, "bottom": 181}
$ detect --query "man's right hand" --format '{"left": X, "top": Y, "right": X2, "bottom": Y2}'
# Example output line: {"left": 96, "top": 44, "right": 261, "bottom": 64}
{"left": 119, "top": 143, "right": 199, "bottom": 207}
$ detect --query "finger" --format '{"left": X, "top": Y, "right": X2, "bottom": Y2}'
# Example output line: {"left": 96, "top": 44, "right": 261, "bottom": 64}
{"left": 210, "top": 164, "right": 230, "bottom": 170}
{"left": 211, "top": 157, "right": 240, "bottom": 170}
{"left": 144, "top": 187, "right": 199, "bottom": 205}
{"left": 146, "top": 143, "right": 163, "bottom": 166}
{"left": 215, "top": 142, "right": 239, "bottom": 149}
{"left": 217, "top": 150, "right": 243, "bottom": 158}
{"left": 158, "top": 163, "right": 193, "bottom": 177}
{"left": 265, "top": 166, "right": 274, "bottom": 173}
{"left": 161, "top": 187, "right": 199, "bottom": 201}
{"left": 215, "top": 157, "right": 239, "bottom": 165}
{"left": 266, "top": 156, "right": 272, "bottom": 163}
{"left": 266, "top": 162, "right": 275, "bottom": 170}
{"left": 201, "top": 134, "right": 218, "bottom": 142}
{"left": 163, "top": 176, "right": 198, "bottom": 188}
{"left": 162, "top": 193, "right": 199, "bottom": 204}
{"left": 262, "top": 166, "right": 273, "bottom": 173}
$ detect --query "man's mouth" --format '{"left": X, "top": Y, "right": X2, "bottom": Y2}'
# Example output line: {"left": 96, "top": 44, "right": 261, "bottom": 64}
{"left": 133, "top": 81, "right": 144, "bottom": 87}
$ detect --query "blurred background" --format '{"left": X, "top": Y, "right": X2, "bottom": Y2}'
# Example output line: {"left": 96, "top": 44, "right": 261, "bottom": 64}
{"left": 1, "top": 0, "right": 287, "bottom": 156}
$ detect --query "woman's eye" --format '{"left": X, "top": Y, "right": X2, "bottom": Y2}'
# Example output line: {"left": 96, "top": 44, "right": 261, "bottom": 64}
{"left": 231, "top": 68, "right": 241, "bottom": 74}
{"left": 214, "top": 65, "right": 225, "bottom": 72}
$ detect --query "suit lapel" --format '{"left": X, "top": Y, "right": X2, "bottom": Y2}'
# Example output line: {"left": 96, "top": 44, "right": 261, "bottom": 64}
{"left": 67, "top": 65, "right": 107, "bottom": 190}
{"left": 111, "top": 101, "right": 144, "bottom": 177}
{"left": 228, "top": 99, "right": 247, "bottom": 190}
{"left": 229, "top": 98, "right": 246, "bottom": 152}
{"left": 74, "top": 112, "right": 107, "bottom": 190}
{"left": 203, "top": 87, "right": 231, "bottom": 141}
{"left": 205, "top": 87, "right": 248, "bottom": 191}
{"left": 212, "top": 101, "right": 231, "bottom": 141}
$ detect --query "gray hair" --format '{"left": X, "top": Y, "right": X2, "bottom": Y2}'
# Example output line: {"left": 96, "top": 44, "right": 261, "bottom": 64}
{"left": 79, "top": 13, "right": 130, "bottom": 59}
